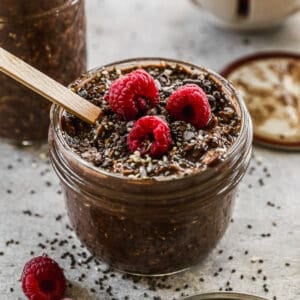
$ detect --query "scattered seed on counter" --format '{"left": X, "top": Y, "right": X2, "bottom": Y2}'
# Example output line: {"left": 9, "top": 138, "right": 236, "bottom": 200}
{"left": 6, "top": 240, "right": 20, "bottom": 246}
{"left": 37, "top": 243, "right": 46, "bottom": 249}
{"left": 261, "top": 233, "right": 271, "bottom": 238}
{"left": 22, "top": 210, "right": 42, "bottom": 218}
{"left": 55, "top": 215, "right": 62, "bottom": 221}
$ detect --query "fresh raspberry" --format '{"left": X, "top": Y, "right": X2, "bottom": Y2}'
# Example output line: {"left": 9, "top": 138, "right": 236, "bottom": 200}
{"left": 21, "top": 255, "right": 66, "bottom": 300}
{"left": 108, "top": 69, "right": 159, "bottom": 120}
{"left": 128, "top": 116, "right": 172, "bottom": 158}
{"left": 166, "top": 84, "right": 211, "bottom": 128}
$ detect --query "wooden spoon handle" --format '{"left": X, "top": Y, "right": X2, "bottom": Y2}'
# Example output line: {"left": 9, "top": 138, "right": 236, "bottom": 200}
{"left": 0, "top": 47, "right": 102, "bottom": 124}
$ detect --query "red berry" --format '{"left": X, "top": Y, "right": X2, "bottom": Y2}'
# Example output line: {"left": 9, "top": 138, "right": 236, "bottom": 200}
{"left": 166, "top": 84, "right": 211, "bottom": 128}
{"left": 128, "top": 116, "right": 172, "bottom": 158}
{"left": 21, "top": 255, "right": 66, "bottom": 300}
{"left": 108, "top": 69, "right": 159, "bottom": 120}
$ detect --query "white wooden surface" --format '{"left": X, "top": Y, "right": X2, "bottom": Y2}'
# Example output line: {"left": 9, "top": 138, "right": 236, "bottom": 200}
{"left": 0, "top": 1, "right": 299, "bottom": 299}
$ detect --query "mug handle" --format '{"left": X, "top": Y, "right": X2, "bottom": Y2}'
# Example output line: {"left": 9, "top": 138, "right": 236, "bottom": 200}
{"left": 190, "top": 0, "right": 202, "bottom": 7}
{"left": 289, "top": 1, "right": 300, "bottom": 15}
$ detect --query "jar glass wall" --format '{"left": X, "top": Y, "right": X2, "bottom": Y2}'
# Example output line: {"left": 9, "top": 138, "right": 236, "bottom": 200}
{"left": 0, "top": 0, "right": 86, "bottom": 145}
{"left": 49, "top": 58, "right": 253, "bottom": 276}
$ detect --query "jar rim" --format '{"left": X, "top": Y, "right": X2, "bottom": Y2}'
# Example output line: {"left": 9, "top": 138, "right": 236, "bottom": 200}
{"left": 0, "top": 0, "right": 81, "bottom": 23}
{"left": 50, "top": 57, "right": 252, "bottom": 184}
{"left": 181, "top": 291, "right": 268, "bottom": 300}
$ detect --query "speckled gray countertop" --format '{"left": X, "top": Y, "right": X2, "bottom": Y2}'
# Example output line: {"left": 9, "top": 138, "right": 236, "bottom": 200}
{"left": 0, "top": 1, "right": 299, "bottom": 299}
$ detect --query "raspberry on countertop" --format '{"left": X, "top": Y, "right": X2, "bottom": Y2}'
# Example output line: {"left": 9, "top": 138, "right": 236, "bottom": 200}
{"left": 21, "top": 255, "right": 66, "bottom": 300}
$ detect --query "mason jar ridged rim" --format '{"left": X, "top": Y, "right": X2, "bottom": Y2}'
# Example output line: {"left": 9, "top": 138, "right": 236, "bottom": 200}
{"left": 181, "top": 292, "right": 268, "bottom": 300}
{"left": 0, "top": 0, "right": 81, "bottom": 23}
{"left": 50, "top": 57, "right": 253, "bottom": 205}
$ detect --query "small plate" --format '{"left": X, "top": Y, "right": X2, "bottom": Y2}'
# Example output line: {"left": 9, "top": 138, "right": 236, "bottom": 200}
{"left": 220, "top": 52, "right": 300, "bottom": 151}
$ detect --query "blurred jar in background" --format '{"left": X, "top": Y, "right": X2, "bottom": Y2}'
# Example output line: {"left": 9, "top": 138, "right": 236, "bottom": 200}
{"left": 0, "top": 0, "right": 86, "bottom": 145}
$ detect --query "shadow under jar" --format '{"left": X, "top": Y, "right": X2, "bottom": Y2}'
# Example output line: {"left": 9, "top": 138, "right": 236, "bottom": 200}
{"left": 49, "top": 58, "right": 253, "bottom": 276}
{"left": 0, "top": 0, "right": 86, "bottom": 145}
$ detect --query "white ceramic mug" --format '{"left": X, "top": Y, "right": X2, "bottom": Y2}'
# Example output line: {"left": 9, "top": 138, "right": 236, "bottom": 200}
{"left": 192, "top": 0, "right": 300, "bottom": 30}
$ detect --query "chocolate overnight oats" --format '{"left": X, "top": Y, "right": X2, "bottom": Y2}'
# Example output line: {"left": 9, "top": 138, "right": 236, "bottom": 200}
{"left": 49, "top": 58, "right": 253, "bottom": 275}
{"left": 0, "top": 0, "right": 86, "bottom": 144}
{"left": 62, "top": 62, "right": 241, "bottom": 178}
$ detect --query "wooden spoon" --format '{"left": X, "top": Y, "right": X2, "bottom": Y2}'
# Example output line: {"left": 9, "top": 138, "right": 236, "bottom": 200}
{"left": 0, "top": 47, "right": 102, "bottom": 124}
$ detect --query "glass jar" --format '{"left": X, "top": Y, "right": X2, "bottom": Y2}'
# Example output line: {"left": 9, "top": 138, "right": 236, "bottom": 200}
{"left": 49, "top": 58, "right": 253, "bottom": 276}
{"left": 0, "top": 0, "right": 86, "bottom": 145}
{"left": 182, "top": 292, "right": 268, "bottom": 300}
